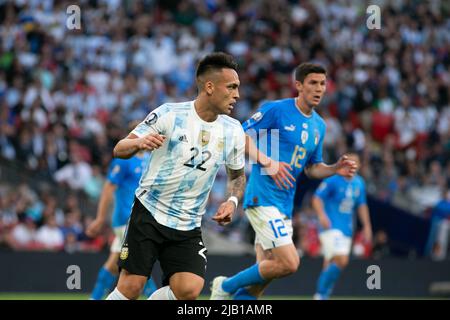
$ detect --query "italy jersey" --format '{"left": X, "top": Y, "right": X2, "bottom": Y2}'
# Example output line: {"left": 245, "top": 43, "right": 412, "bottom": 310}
{"left": 107, "top": 153, "right": 150, "bottom": 228}
{"left": 132, "top": 101, "right": 245, "bottom": 231}
{"left": 314, "top": 174, "right": 367, "bottom": 237}
{"left": 243, "top": 98, "right": 326, "bottom": 218}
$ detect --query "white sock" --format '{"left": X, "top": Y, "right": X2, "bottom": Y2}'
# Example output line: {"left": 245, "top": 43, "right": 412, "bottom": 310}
{"left": 106, "top": 288, "right": 129, "bottom": 300}
{"left": 147, "top": 285, "right": 177, "bottom": 300}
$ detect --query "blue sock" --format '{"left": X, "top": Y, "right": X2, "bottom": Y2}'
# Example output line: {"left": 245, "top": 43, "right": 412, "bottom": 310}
{"left": 222, "top": 264, "right": 265, "bottom": 294}
{"left": 233, "top": 288, "right": 257, "bottom": 300}
{"left": 90, "top": 267, "right": 117, "bottom": 300}
{"left": 316, "top": 263, "right": 341, "bottom": 298}
{"left": 143, "top": 277, "right": 158, "bottom": 297}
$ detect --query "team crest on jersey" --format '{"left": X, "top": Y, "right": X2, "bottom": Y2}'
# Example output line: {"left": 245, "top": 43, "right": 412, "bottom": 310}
{"left": 120, "top": 247, "right": 128, "bottom": 260}
{"left": 303, "top": 123, "right": 308, "bottom": 129}
{"left": 216, "top": 138, "right": 224, "bottom": 152}
{"left": 199, "top": 130, "right": 210, "bottom": 146}
{"left": 144, "top": 112, "right": 158, "bottom": 126}
{"left": 301, "top": 130, "right": 308, "bottom": 144}
{"left": 314, "top": 129, "right": 320, "bottom": 145}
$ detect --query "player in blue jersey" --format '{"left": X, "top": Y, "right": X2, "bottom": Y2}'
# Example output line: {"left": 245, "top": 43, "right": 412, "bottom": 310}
{"left": 210, "top": 63, "right": 358, "bottom": 300}
{"left": 86, "top": 150, "right": 157, "bottom": 299}
{"left": 312, "top": 153, "right": 372, "bottom": 300}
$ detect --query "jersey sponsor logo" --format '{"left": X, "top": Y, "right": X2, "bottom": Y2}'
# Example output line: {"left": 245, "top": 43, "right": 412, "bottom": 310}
{"left": 251, "top": 112, "right": 262, "bottom": 122}
{"left": 144, "top": 112, "right": 158, "bottom": 126}
{"left": 301, "top": 130, "right": 308, "bottom": 144}
{"left": 199, "top": 130, "right": 210, "bottom": 146}
{"left": 284, "top": 124, "right": 296, "bottom": 131}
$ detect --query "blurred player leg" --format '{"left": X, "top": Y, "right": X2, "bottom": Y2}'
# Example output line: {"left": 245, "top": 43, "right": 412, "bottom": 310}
{"left": 90, "top": 252, "right": 119, "bottom": 300}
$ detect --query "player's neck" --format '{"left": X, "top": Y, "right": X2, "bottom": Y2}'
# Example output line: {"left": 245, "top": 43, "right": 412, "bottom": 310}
{"left": 295, "top": 97, "right": 313, "bottom": 116}
{"left": 194, "top": 98, "right": 219, "bottom": 123}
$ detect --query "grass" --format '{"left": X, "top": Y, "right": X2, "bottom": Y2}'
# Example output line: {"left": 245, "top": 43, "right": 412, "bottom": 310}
{"left": 0, "top": 293, "right": 440, "bottom": 300}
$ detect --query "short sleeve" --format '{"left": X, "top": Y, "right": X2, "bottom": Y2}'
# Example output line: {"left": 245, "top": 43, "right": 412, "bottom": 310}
{"left": 107, "top": 158, "right": 127, "bottom": 185}
{"left": 131, "top": 104, "right": 171, "bottom": 137}
{"left": 242, "top": 102, "right": 278, "bottom": 132}
{"left": 314, "top": 178, "right": 333, "bottom": 200}
{"left": 226, "top": 125, "right": 246, "bottom": 170}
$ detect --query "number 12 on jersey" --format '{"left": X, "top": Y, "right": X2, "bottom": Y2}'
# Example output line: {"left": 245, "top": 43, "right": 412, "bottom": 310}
{"left": 290, "top": 145, "right": 306, "bottom": 169}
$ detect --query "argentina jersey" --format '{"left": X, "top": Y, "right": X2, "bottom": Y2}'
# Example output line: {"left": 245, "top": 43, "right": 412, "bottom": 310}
{"left": 131, "top": 101, "right": 245, "bottom": 231}
{"left": 314, "top": 174, "right": 367, "bottom": 237}
{"left": 243, "top": 98, "right": 326, "bottom": 219}
{"left": 107, "top": 153, "right": 150, "bottom": 228}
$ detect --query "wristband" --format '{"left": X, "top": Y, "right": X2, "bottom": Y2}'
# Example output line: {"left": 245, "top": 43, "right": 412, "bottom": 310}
{"left": 227, "top": 196, "right": 238, "bottom": 208}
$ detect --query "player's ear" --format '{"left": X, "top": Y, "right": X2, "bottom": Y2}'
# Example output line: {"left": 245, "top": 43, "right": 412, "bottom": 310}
{"left": 295, "top": 80, "right": 303, "bottom": 93}
{"left": 205, "top": 80, "right": 214, "bottom": 96}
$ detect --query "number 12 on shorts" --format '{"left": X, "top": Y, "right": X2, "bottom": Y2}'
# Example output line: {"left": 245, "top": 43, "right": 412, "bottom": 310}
{"left": 269, "top": 219, "right": 288, "bottom": 238}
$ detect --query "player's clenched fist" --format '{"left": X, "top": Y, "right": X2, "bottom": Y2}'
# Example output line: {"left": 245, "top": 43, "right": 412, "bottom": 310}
{"left": 137, "top": 133, "right": 166, "bottom": 151}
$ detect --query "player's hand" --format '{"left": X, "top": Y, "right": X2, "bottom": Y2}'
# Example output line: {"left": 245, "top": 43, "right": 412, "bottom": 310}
{"left": 212, "top": 201, "right": 235, "bottom": 226}
{"left": 86, "top": 218, "right": 105, "bottom": 238}
{"left": 137, "top": 133, "right": 165, "bottom": 151}
{"left": 318, "top": 214, "right": 331, "bottom": 229}
{"left": 335, "top": 155, "right": 357, "bottom": 178}
{"left": 264, "top": 159, "right": 295, "bottom": 190}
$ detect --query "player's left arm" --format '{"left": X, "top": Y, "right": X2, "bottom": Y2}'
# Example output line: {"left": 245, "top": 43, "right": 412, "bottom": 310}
{"left": 212, "top": 167, "right": 246, "bottom": 226}
{"left": 305, "top": 155, "right": 357, "bottom": 180}
{"left": 357, "top": 180, "right": 372, "bottom": 243}
{"left": 357, "top": 204, "right": 372, "bottom": 243}
{"left": 213, "top": 126, "right": 246, "bottom": 226}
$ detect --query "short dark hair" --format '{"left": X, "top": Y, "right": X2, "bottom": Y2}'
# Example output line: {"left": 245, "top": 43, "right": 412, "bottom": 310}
{"left": 294, "top": 63, "right": 327, "bottom": 83}
{"left": 196, "top": 52, "right": 238, "bottom": 78}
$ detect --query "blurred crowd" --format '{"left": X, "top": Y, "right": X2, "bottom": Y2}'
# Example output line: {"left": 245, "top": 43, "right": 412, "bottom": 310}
{"left": 0, "top": 0, "right": 449, "bottom": 256}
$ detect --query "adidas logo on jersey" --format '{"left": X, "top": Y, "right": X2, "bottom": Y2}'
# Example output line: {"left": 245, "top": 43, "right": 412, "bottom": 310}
{"left": 179, "top": 134, "right": 188, "bottom": 143}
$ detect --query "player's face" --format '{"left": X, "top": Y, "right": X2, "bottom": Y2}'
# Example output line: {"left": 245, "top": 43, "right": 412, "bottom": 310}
{"left": 296, "top": 73, "right": 327, "bottom": 108}
{"left": 347, "top": 154, "right": 360, "bottom": 171}
{"left": 210, "top": 68, "right": 240, "bottom": 115}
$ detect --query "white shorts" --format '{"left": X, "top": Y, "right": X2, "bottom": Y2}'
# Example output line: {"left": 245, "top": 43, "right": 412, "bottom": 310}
{"left": 245, "top": 206, "right": 293, "bottom": 250}
{"left": 111, "top": 225, "right": 126, "bottom": 253}
{"left": 319, "top": 229, "right": 352, "bottom": 260}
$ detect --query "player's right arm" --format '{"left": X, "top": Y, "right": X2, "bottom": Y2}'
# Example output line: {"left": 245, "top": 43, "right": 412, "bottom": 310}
{"left": 113, "top": 106, "right": 169, "bottom": 159}
{"left": 243, "top": 104, "right": 295, "bottom": 190}
{"left": 113, "top": 132, "right": 165, "bottom": 159}
{"left": 86, "top": 181, "right": 116, "bottom": 237}
{"left": 245, "top": 134, "right": 295, "bottom": 189}
{"left": 312, "top": 181, "right": 331, "bottom": 229}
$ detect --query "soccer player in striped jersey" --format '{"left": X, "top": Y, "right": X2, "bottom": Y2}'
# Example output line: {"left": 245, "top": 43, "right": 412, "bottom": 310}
{"left": 210, "top": 63, "right": 358, "bottom": 300}
{"left": 106, "top": 52, "right": 246, "bottom": 300}
{"left": 312, "top": 153, "right": 372, "bottom": 300}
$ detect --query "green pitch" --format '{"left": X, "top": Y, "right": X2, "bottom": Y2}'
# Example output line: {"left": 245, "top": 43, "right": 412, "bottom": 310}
{"left": 0, "top": 293, "right": 439, "bottom": 300}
